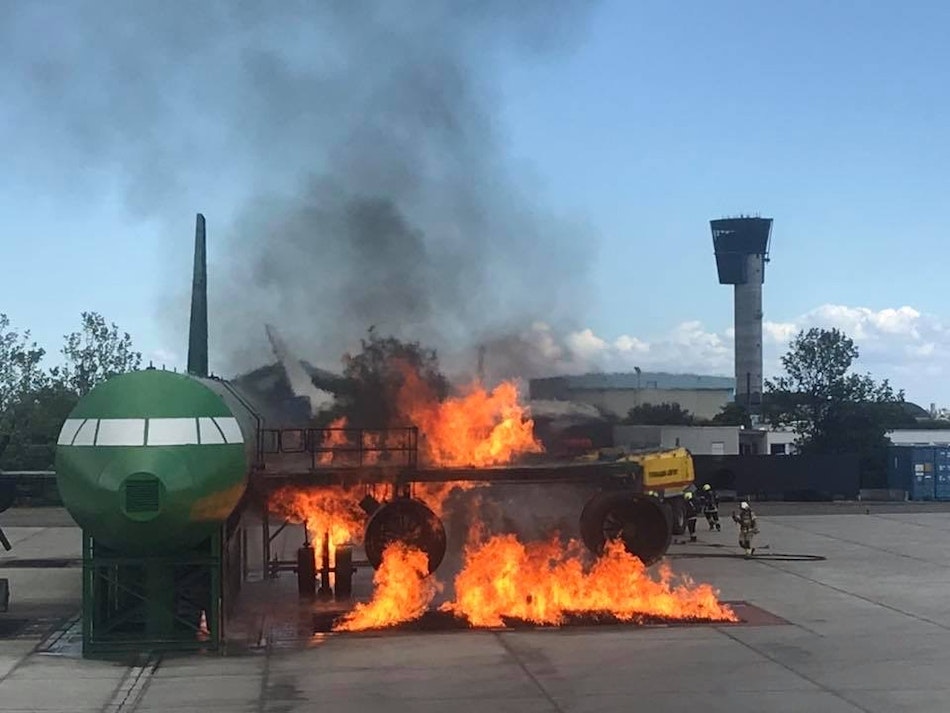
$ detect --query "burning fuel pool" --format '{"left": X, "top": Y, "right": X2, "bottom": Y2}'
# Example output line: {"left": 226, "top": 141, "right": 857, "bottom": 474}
{"left": 311, "top": 602, "right": 784, "bottom": 636}
{"left": 302, "top": 537, "right": 743, "bottom": 636}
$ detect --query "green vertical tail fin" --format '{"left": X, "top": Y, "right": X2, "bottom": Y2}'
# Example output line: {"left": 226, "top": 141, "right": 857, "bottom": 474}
{"left": 187, "top": 213, "right": 209, "bottom": 377}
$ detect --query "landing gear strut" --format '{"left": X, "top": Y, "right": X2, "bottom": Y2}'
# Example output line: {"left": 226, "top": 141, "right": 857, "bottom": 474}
{"left": 296, "top": 531, "right": 354, "bottom": 601}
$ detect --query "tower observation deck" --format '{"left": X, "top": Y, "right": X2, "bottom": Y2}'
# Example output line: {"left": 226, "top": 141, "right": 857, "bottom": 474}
{"left": 710, "top": 216, "right": 773, "bottom": 413}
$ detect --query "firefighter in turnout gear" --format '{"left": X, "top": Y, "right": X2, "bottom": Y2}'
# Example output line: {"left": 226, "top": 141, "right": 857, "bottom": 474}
{"left": 700, "top": 483, "right": 721, "bottom": 531}
{"left": 732, "top": 501, "right": 758, "bottom": 556}
{"left": 682, "top": 491, "right": 700, "bottom": 542}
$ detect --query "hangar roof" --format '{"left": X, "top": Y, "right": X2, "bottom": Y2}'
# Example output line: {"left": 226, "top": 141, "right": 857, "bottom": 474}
{"left": 531, "top": 372, "right": 735, "bottom": 392}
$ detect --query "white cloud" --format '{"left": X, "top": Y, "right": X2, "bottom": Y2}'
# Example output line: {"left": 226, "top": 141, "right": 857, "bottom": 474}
{"left": 565, "top": 328, "right": 608, "bottom": 358}
{"left": 613, "top": 334, "right": 648, "bottom": 353}
{"left": 908, "top": 343, "right": 935, "bottom": 357}
{"left": 791, "top": 304, "right": 924, "bottom": 341}
{"left": 763, "top": 320, "right": 796, "bottom": 344}
{"left": 505, "top": 305, "right": 950, "bottom": 407}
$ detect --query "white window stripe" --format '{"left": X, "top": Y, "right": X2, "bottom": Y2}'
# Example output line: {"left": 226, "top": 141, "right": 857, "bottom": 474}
{"left": 72, "top": 419, "right": 98, "bottom": 446}
{"left": 214, "top": 417, "right": 244, "bottom": 444}
{"left": 57, "top": 419, "right": 85, "bottom": 446}
{"left": 96, "top": 419, "right": 146, "bottom": 446}
{"left": 58, "top": 416, "right": 243, "bottom": 447}
{"left": 198, "top": 417, "right": 226, "bottom": 445}
{"left": 146, "top": 418, "right": 198, "bottom": 446}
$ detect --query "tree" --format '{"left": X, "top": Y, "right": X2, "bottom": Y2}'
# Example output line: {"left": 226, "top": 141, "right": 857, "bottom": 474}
{"left": 711, "top": 402, "right": 752, "bottom": 428}
{"left": 328, "top": 327, "right": 450, "bottom": 428}
{"left": 765, "top": 327, "right": 907, "bottom": 486}
{"left": 623, "top": 402, "right": 696, "bottom": 426}
{"left": 0, "top": 381, "right": 78, "bottom": 470}
{"left": 60, "top": 312, "right": 142, "bottom": 396}
{"left": 0, "top": 314, "right": 49, "bottom": 412}
{"left": 0, "top": 312, "right": 142, "bottom": 470}
{"left": 0, "top": 314, "right": 51, "bottom": 466}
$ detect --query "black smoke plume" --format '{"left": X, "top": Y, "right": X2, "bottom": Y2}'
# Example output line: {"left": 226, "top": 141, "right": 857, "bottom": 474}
{"left": 2, "top": 1, "right": 601, "bottom": 378}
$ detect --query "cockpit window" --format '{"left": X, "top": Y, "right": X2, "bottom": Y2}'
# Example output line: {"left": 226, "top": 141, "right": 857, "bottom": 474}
{"left": 96, "top": 419, "right": 146, "bottom": 446}
{"left": 198, "top": 417, "right": 226, "bottom": 444}
{"left": 57, "top": 416, "right": 245, "bottom": 446}
{"left": 57, "top": 419, "right": 85, "bottom": 445}
{"left": 146, "top": 418, "right": 198, "bottom": 446}
{"left": 72, "top": 419, "right": 98, "bottom": 446}
{"left": 213, "top": 417, "right": 244, "bottom": 444}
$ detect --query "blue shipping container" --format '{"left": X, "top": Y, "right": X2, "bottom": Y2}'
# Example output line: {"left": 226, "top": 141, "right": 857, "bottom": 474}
{"left": 912, "top": 446, "right": 936, "bottom": 500}
{"left": 888, "top": 446, "right": 936, "bottom": 500}
{"left": 935, "top": 448, "right": 950, "bottom": 500}
{"left": 887, "top": 446, "right": 910, "bottom": 491}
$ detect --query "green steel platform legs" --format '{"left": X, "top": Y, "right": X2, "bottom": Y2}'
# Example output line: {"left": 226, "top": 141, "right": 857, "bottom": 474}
{"left": 81, "top": 531, "right": 222, "bottom": 658}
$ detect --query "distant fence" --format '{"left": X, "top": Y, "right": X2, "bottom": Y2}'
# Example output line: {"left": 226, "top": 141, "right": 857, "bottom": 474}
{"left": 0, "top": 471, "right": 61, "bottom": 507}
{"left": 692, "top": 454, "right": 861, "bottom": 501}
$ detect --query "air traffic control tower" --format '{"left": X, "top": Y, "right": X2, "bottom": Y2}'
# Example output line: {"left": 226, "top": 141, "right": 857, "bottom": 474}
{"left": 711, "top": 216, "right": 773, "bottom": 413}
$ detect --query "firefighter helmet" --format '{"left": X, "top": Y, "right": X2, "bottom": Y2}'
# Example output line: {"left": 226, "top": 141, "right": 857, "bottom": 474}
{"left": 702, "top": 483, "right": 712, "bottom": 491}
{"left": 740, "top": 501, "right": 750, "bottom": 510}
{"left": 684, "top": 491, "right": 693, "bottom": 500}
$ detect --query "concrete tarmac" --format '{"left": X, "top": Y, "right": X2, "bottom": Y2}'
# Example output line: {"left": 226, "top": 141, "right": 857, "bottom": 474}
{"left": 1, "top": 506, "right": 949, "bottom": 712}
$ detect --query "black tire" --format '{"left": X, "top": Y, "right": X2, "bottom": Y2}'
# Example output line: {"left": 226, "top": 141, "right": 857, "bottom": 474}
{"left": 363, "top": 498, "right": 447, "bottom": 574}
{"left": 579, "top": 491, "right": 615, "bottom": 553}
{"left": 579, "top": 491, "right": 673, "bottom": 566}
{"left": 670, "top": 498, "right": 686, "bottom": 535}
{"left": 334, "top": 545, "right": 353, "bottom": 600}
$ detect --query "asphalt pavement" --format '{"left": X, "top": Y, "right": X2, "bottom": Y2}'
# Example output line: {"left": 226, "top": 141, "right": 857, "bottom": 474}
{"left": 1, "top": 505, "right": 949, "bottom": 712}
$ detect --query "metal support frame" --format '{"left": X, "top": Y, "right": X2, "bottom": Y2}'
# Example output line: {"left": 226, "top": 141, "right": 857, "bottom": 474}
{"left": 265, "top": 521, "right": 303, "bottom": 579}
{"left": 259, "top": 491, "right": 302, "bottom": 580}
{"left": 81, "top": 530, "right": 224, "bottom": 658}
{"left": 248, "top": 427, "right": 650, "bottom": 596}
{"left": 261, "top": 494, "right": 272, "bottom": 579}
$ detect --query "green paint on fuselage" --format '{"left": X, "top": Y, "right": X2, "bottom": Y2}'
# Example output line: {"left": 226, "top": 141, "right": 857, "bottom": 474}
{"left": 70, "top": 369, "right": 234, "bottom": 420}
{"left": 55, "top": 369, "right": 249, "bottom": 556}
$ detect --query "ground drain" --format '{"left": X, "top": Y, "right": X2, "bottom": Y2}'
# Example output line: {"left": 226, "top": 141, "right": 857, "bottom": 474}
{"left": 35, "top": 614, "right": 82, "bottom": 655}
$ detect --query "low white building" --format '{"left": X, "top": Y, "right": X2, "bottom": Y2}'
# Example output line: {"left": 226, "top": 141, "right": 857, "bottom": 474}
{"left": 738, "top": 427, "right": 798, "bottom": 455}
{"left": 886, "top": 429, "right": 950, "bottom": 446}
{"left": 614, "top": 425, "right": 740, "bottom": 455}
{"left": 612, "top": 424, "right": 800, "bottom": 456}
{"left": 530, "top": 372, "right": 735, "bottom": 422}
{"left": 610, "top": 425, "right": 950, "bottom": 457}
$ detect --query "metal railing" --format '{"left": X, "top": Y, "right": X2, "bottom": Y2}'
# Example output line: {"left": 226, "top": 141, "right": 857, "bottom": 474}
{"left": 258, "top": 426, "right": 419, "bottom": 470}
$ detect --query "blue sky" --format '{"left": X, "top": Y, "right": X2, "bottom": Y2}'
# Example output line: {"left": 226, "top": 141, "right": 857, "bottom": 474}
{"left": 2, "top": 1, "right": 950, "bottom": 405}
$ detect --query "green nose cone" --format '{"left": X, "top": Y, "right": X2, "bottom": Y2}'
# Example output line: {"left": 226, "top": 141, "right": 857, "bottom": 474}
{"left": 55, "top": 370, "right": 249, "bottom": 555}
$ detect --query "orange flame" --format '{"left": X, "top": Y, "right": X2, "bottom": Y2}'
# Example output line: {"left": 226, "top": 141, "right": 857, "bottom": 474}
{"left": 398, "top": 368, "right": 543, "bottom": 467}
{"left": 270, "top": 486, "right": 366, "bottom": 551}
{"left": 315, "top": 418, "right": 413, "bottom": 467}
{"left": 362, "top": 429, "right": 382, "bottom": 465}
{"left": 413, "top": 481, "right": 486, "bottom": 520}
{"left": 330, "top": 532, "right": 735, "bottom": 632}
{"left": 442, "top": 535, "right": 737, "bottom": 627}
{"left": 333, "top": 542, "right": 442, "bottom": 631}
{"left": 317, "top": 417, "right": 350, "bottom": 465}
